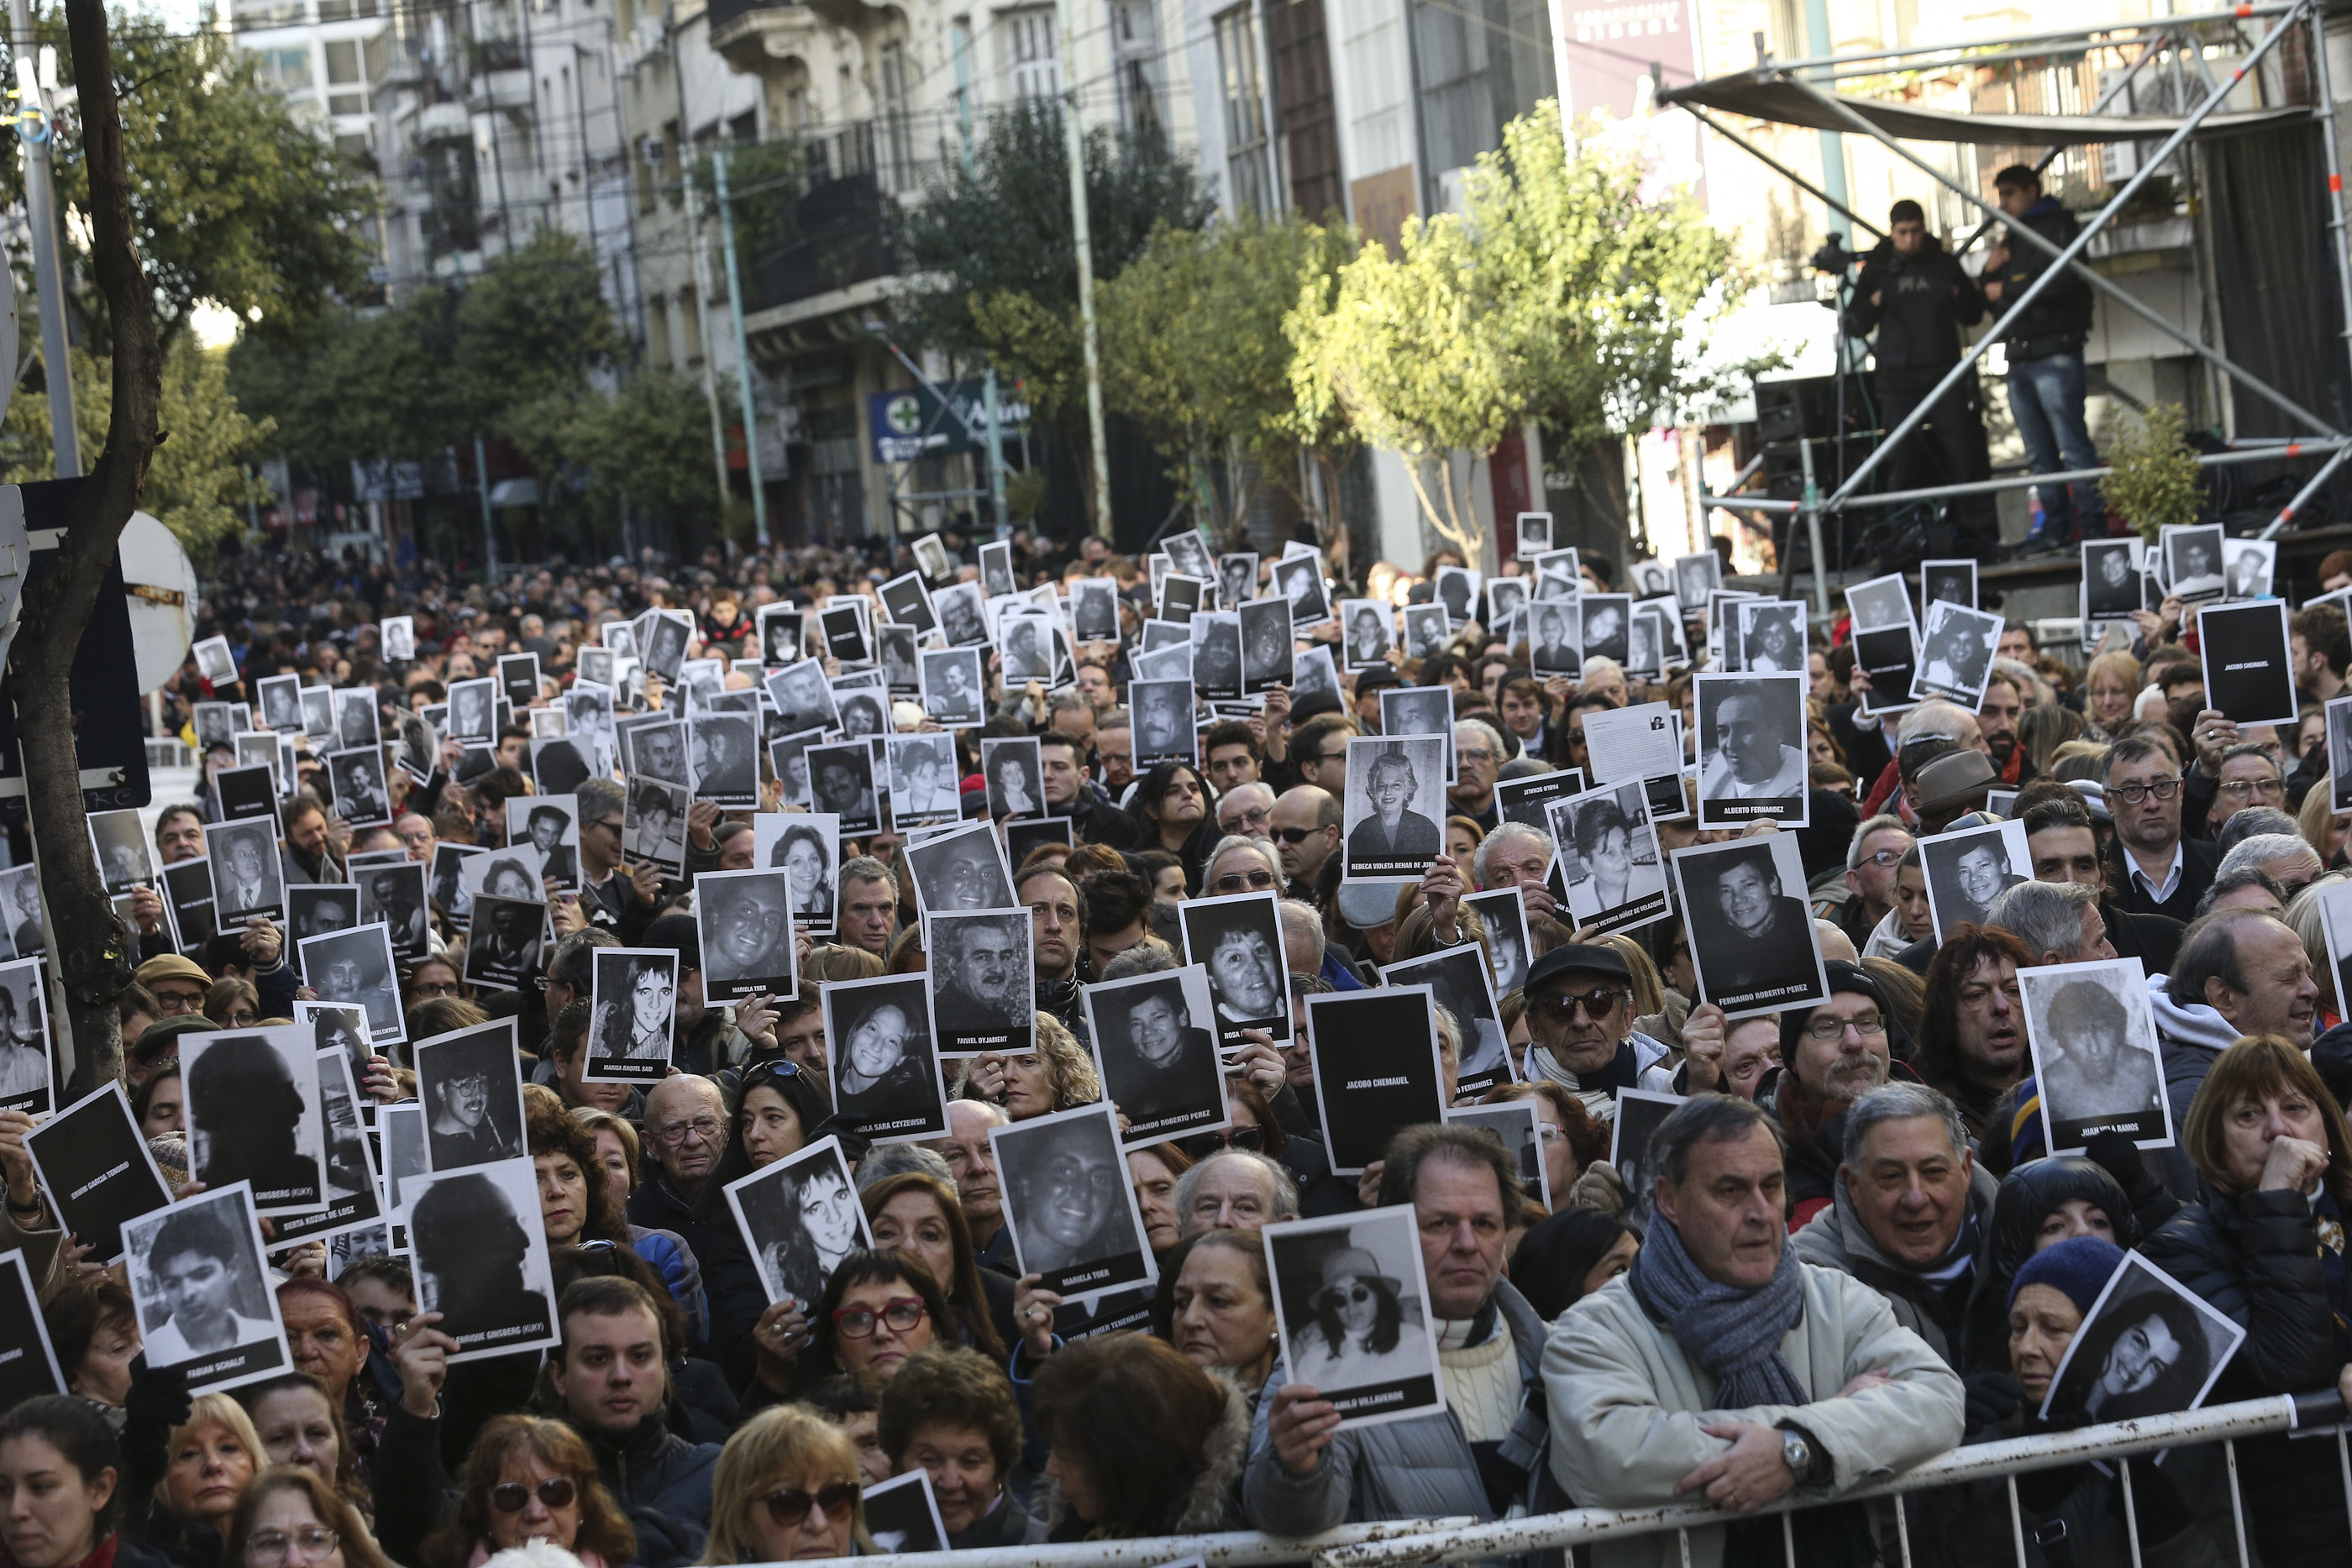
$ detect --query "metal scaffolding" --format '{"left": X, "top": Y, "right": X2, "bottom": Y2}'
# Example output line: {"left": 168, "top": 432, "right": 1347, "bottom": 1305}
{"left": 1654, "top": 0, "right": 2352, "bottom": 600}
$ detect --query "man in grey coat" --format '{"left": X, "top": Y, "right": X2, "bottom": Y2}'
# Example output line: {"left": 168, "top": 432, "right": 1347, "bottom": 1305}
{"left": 1546, "top": 1095, "right": 1963, "bottom": 1568}
{"left": 1788, "top": 1083, "right": 1998, "bottom": 1368}
{"left": 1245, "top": 1124, "right": 1562, "bottom": 1535}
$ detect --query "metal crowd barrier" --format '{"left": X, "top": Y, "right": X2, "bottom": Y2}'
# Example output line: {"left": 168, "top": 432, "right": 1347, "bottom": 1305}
{"left": 805, "top": 1515, "right": 1475, "bottom": 1568}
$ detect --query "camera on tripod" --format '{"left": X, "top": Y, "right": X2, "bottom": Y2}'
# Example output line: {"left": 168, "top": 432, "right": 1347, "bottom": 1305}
{"left": 1809, "top": 233, "right": 1857, "bottom": 277}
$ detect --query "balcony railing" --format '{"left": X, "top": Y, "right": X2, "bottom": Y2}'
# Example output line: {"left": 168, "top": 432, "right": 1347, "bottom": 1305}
{"left": 742, "top": 168, "right": 895, "bottom": 316}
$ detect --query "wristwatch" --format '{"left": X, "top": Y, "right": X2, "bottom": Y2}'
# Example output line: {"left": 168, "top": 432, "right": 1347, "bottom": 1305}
{"left": 1777, "top": 1423, "right": 1824, "bottom": 1487}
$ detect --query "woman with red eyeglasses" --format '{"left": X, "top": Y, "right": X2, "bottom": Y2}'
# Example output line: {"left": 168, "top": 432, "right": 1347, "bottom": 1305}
{"left": 701, "top": 1407, "right": 866, "bottom": 1561}
{"left": 417, "top": 1415, "right": 633, "bottom": 1568}
{"left": 793, "top": 1251, "right": 952, "bottom": 1392}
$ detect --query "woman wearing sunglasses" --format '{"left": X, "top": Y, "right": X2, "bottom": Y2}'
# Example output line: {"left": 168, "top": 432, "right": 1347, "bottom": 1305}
{"left": 223, "top": 1471, "right": 390, "bottom": 1568}
{"left": 417, "top": 1416, "right": 633, "bottom": 1568}
{"left": 702, "top": 1407, "right": 865, "bottom": 1562}
{"left": 795, "top": 1251, "right": 953, "bottom": 1391}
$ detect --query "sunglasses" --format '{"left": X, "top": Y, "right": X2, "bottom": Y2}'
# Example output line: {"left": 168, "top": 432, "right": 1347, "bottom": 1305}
{"left": 1534, "top": 986, "right": 1625, "bottom": 1022}
{"left": 491, "top": 1477, "right": 577, "bottom": 1513}
{"left": 1317, "top": 1283, "right": 1379, "bottom": 1307}
{"left": 763, "top": 1482, "right": 859, "bottom": 1529}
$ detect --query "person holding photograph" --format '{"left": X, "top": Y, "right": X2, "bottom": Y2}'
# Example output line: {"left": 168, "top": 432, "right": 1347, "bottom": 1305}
{"left": 2139, "top": 1036, "right": 2352, "bottom": 1565}
{"left": 1158, "top": 1230, "right": 1280, "bottom": 1399}
{"left": 863, "top": 1172, "right": 1011, "bottom": 1361}
{"left": 793, "top": 1251, "right": 951, "bottom": 1392}
{"left": 1515, "top": 943, "right": 1672, "bottom": 1102}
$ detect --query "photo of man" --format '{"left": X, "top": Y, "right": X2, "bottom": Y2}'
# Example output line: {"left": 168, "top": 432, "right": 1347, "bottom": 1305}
{"left": 415, "top": 1020, "right": 524, "bottom": 1171}
{"left": 1131, "top": 679, "right": 1194, "bottom": 766}
{"left": 403, "top": 1161, "right": 558, "bottom": 1361}
{"left": 1914, "top": 600, "right": 2002, "bottom": 707}
{"left": 1178, "top": 892, "right": 1292, "bottom": 1043}
{"left": 2225, "top": 539, "right": 2275, "bottom": 600}
{"left": 823, "top": 974, "right": 946, "bottom": 1143}
{"left": 1436, "top": 567, "right": 1479, "bottom": 626}
{"left": 301, "top": 925, "right": 405, "bottom": 1045}
{"left": 921, "top": 648, "right": 986, "bottom": 726}
{"left": 2084, "top": 541, "right": 2140, "bottom": 617}
{"left": 765, "top": 659, "right": 840, "bottom": 737}
{"left": 906, "top": 822, "right": 1016, "bottom": 919}
{"left": 1342, "top": 737, "right": 1446, "bottom": 878}
{"left": 1515, "top": 511, "right": 1553, "bottom": 557}
{"left": 878, "top": 625, "right": 921, "bottom": 694}
{"left": 1669, "top": 836, "right": 1827, "bottom": 1015}
{"left": 982, "top": 540, "right": 1018, "bottom": 598}
{"left": 642, "top": 614, "right": 690, "bottom": 682}
{"left": 181, "top": 1029, "right": 325, "bottom": 1214}
{"left": 806, "top": 743, "right": 879, "bottom": 836}
{"left": 1218, "top": 553, "right": 1257, "bottom": 609}
{"left": 1674, "top": 550, "right": 1720, "bottom": 610}
{"left": 696, "top": 868, "right": 798, "bottom": 1002}
{"left": 1071, "top": 579, "right": 1120, "bottom": 644}
{"left": 447, "top": 679, "right": 496, "bottom": 742}
{"left": 205, "top": 821, "right": 286, "bottom": 925}
{"left": 991, "top": 1104, "right": 1153, "bottom": 1296}
{"left": 1341, "top": 601, "right": 1392, "bottom": 670}
{"left": 1921, "top": 821, "right": 2031, "bottom": 939}
{"left": 259, "top": 675, "right": 303, "bottom": 734}
{"left": 1083, "top": 966, "right": 1223, "bottom": 1144}
{"left": 627, "top": 721, "right": 689, "bottom": 788}
{"left": 1191, "top": 614, "right": 1243, "bottom": 700}
{"left": 124, "top": 1191, "right": 287, "bottom": 1387}
{"left": 1844, "top": 573, "right": 1914, "bottom": 632}
{"left": 2021, "top": 959, "right": 2171, "bottom": 1153}
{"left": 328, "top": 748, "right": 391, "bottom": 826}
{"left": 463, "top": 895, "right": 545, "bottom": 992}
{"left": 1696, "top": 672, "right": 1809, "bottom": 827}
{"left": 1236, "top": 599, "right": 1293, "bottom": 694}
{"left": 1404, "top": 605, "right": 1452, "bottom": 662}
{"left": 91, "top": 810, "right": 150, "bottom": 894}
{"left": 928, "top": 910, "right": 1032, "bottom": 1055}
{"left": 2165, "top": 524, "right": 2228, "bottom": 601}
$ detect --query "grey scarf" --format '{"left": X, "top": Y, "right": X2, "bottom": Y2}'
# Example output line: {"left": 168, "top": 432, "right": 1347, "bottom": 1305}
{"left": 1627, "top": 1212, "right": 1809, "bottom": 1408}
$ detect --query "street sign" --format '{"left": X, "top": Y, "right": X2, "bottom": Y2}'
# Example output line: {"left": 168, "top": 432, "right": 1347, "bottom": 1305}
{"left": 119, "top": 511, "right": 197, "bottom": 693}
{"left": 0, "top": 479, "right": 152, "bottom": 817}
{"left": 867, "top": 380, "right": 1031, "bottom": 465}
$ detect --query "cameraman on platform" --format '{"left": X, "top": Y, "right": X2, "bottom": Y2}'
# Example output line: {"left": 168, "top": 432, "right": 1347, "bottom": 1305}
{"left": 1843, "top": 199, "right": 1998, "bottom": 556}
{"left": 1982, "top": 164, "right": 2099, "bottom": 553}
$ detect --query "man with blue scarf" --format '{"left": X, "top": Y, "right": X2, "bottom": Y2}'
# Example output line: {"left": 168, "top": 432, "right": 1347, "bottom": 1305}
{"left": 1546, "top": 1095, "right": 1964, "bottom": 1568}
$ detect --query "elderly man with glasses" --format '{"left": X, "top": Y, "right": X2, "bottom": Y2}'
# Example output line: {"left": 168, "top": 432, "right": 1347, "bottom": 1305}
{"left": 1756, "top": 962, "right": 1909, "bottom": 1231}
{"left": 1217, "top": 781, "right": 1276, "bottom": 842}
{"left": 1446, "top": 719, "right": 1507, "bottom": 831}
{"left": 1205, "top": 836, "right": 1285, "bottom": 899}
{"left": 626, "top": 1074, "right": 769, "bottom": 1370}
{"left": 1519, "top": 944, "right": 1672, "bottom": 1105}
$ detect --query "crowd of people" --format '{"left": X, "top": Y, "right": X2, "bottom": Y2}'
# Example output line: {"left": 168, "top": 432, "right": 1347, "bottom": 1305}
{"left": 14, "top": 526, "right": 2352, "bottom": 1568}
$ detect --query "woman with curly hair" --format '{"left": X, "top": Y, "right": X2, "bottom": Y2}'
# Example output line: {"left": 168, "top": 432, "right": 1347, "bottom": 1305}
{"left": 958, "top": 1012, "right": 1099, "bottom": 1120}
{"left": 876, "top": 1347, "right": 1038, "bottom": 1548}
{"left": 417, "top": 1415, "right": 633, "bottom": 1568}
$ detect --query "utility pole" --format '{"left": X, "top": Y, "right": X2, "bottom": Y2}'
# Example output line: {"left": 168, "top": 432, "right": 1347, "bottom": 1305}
{"left": 1799, "top": 0, "right": 1849, "bottom": 243}
{"left": 8, "top": 2, "right": 75, "bottom": 477}
{"left": 952, "top": 26, "right": 1009, "bottom": 532}
{"left": 668, "top": 0, "right": 730, "bottom": 517}
{"left": 1050, "top": 0, "right": 1112, "bottom": 540}
{"left": 714, "top": 147, "right": 769, "bottom": 546}
{"left": 475, "top": 433, "right": 498, "bottom": 578}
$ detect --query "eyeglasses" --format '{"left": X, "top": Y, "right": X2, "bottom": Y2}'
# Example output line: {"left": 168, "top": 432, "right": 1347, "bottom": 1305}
{"left": 2218, "top": 777, "right": 2285, "bottom": 800}
{"left": 491, "top": 1477, "right": 577, "bottom": 1513}
{"left": 1182, "top": 1125, "right": 1265, "bottom": 1157}
{"left": 652, "top": 1115, "right": 722, "bottom": 1146}
{"left": 590, "top": 818, "right": 623, "bottom": 835}
{"left": 2109, "top": 778, "right": 2182, "bottom": 804}
{"left": 1852, "top": 849, "right": 1906, "bottom": 870}
{"left": 246, "top": 1528, "right": 339, "bottom": 1565}
{"left": 832, "top": 1296, "right": 925, "bottom": 1338}
{"left": 1803, "top": 1012, "right": 1887, "bottom": 1041}
{"left": 1457, "top": 747, "right": 1496, "bottom": 763}
{"left": 762, "top": 1482, "right": 860, "bottom": 1529}
{"left": 1214, "top": 868, "right": 1277, "bottom": 892}
{"left": 1223, "top": 806, "right": 1272, "bottom": 830}
{"left": 1313, "top": 751, "right": 1348, "bottom": 765}
{"left": 412, "top": 980, "right": 459, "bottom": 999}
{"left": 1533, "top": 987, "right": 1625, "bottom": 1022}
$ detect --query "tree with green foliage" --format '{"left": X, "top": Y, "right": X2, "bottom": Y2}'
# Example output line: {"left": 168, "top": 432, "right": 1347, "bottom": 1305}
{"left": 0, "top": 9, "right": 375, "bottom": 351}
{"left": 452, "top": 229, "right": 625, "bottom": 439}
{"left": 894, "top": 101, "right": 1211, "bottom": 422}
{"left": 1098, "top": 213, "right": 1358, "bottom": 548}
{"left": 1290, "top": 103, "right": 1751, "bottom": 564}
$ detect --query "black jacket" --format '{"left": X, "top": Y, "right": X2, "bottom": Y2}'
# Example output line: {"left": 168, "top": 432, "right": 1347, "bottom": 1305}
{"left": 2140, "top": 1185, "right": 2351, "bottom": 1565}
{"left": 2104, "top": 834, "right": 2218, "bottom": 924}
{"left": 1982, "top": 197, "right": 2093, "bottom": 360}
{"left": 1844, "top": 234, "right": 1986, "bottom": 374}
{"left": 572, "top": 1414, "right": 721, "bottom": 1568}
{"left": 627, "top": 1175, "right": 769, "bottom": 1383}
{"left": 1065, "top": 793, "right": 1139, "bottom": 850}
{"left": 2101, "top": 896, "right": 2183, "bottom": 974}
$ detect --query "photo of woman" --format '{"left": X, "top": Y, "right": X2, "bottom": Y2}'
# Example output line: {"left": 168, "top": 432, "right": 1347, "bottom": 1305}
{"left": 774, "top": 822, "right": 835, "bottom": 923}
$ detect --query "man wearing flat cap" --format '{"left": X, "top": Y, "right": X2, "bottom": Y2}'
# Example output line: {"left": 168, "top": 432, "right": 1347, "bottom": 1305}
{"left": 1517, "top": 944, "right": 1672, "bottom": 1108}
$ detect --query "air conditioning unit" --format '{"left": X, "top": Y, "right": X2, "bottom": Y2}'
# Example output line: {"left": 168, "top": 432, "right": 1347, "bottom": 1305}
{"left": 643, "top": 139, "right": 664, "bottom": 165}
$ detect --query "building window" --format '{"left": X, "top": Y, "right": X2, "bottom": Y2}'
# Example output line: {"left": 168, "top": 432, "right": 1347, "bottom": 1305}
{"left": 1214, "top": 3, "right": 1272, "bottom": 214}
{"left": 1111, "top": 0, "right": 1161, "bottom": 136}
{"left": 1000, "top": 7, "right": 1058, "bottom": 102}
{"left": 323, "top": 38, "right": 365, "bottom": 115}
{"left": 879, "top": 39, "right": 914, "bottom": 191}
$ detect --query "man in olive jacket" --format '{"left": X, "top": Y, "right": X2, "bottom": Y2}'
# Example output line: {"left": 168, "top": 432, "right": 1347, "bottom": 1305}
{"left": 1546, "top": 1096, "right": 1964, "bottom": 1568}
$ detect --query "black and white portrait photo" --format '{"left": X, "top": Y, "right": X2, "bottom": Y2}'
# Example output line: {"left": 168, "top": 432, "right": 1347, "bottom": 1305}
{"left": 1305, "top": 987, "right": 1445, "bottom": 1173}
{"left": 300, "top": 685, "right": 337, "bottom": 745}
{"left": 2161, "top": 522, "right": 2229, "bottom": 603}
{"left": 2040, "top": 1251, "right": 2243, "bottom": 1424}
{"left": 1070, "top": 578, "right": 1121, "bottom": 644}
{"left": 1919, "top": 559, "right": 1976, "bottom": 614}
{"left": 991, "top": 1103, "right": 1155, "bottom": 1299}
{"left": 764, "top": 659, "right": 842, "bottom": 737}
{"left": 861, "top": 1471, "right": 946, "bottom": 1555}
{"left": 1669, "top": 835, "right": 1827, "bottom": 1016}
{"left": 297, "top": 924, "right": 404, "bottom": 1047}
{"left": 1515, "top": 511, "right": 1553, "bottom": 559}
{"left": 1463, "top": 889, "right": 1530, "bottom": 999}
{"left": 462, "top": 847, "right": 547, "bottom": 909}
{"left": 1695, "top": 672, "right": 1809, "bottom": 828}
{"left": 194, "top": 700, "right": 238, "bottom": 751}
{"left": 727, "top": 1135, "right": 871, "bottom": 1309}
{"left": 1271, "top": 555, "right": 1331, "bottom": 627}
{"left": 1580, "top": 595, "right": 1631, "bottom": 666}
{"left": 181, "top": 1027, "right": 327, "bottom": 1215}
{"left": 1609, "top": 1088, "right": 1685, "bottom": 1218}
{"left": 981, "top": 737, "right": 1045, "bottom": 820}
{"left": 822, "top": 973, "right": 947, "bottom": 1143}
{"left": 1525, "top": 600, "right": 1580, "bottom": 679}
{"left": 334, "top": 688, "right": 380, "bottom": 752}
{"left": 2020, "top": 957, "right": 2171, "bottom": 1154}
{"left": 754, "top": 814, "right": 839, "bottom": 932}
{"left": 462, "top": 894, "right": 546, "bottom": 993}
{"left": 1531, "top": 548, "right": 1581, "bottom": 601}
{"left": 877, "top": 624, "right": 921, "bottom": 695}
{"left": 122, "top": 1184, "right": 290, "bottom": 1391}
{"left": 1403, "top": 604, "right": 1453, "bottom": 664}
{"left": 934, "top": 582, "right": 989, "bottom": 649}
{"left": 1920, "top": 819, "right": 2031, "bottom": 940}
{"left": 0, "top": 1251, "right": 63, "bottom": 1407}
{"left": 1735, "top": 600, "right": 1805, "bottom": 676}
{"left": 414, "top": 1019, "right": 525, "bottom": 1172}
{"left": 194, "top": 635, "right": 239, "bottom": 687}
{"left": 641, "top": 613, "right": 690, "bottom": 684}
{"left": 913, "top": 531, "right": 955, "bottom": 582}
{"left": 2224, "top": 538, "right": 2276, "bottom": 601}
{"left": 2082, "top": 542, "right": 2140, "bottom": 618}
{"left": 1378, "top": 945, "right": 1510, "bottom": 1094}
{"left": 204, "top": 821, "right": 286, "bottom": 926}
{"left": 1343, "top": 736, "right": 1449, "bottom": 881}
{"left": 326, "top": 746, "right": 391, "bottom": 828}
{"left": 1340, "top": 600, "right": 1393, "bottom": 671}
{"left": 1485, "top": 578, "right": 1527, "bottom": 630}
{"left": 90, "top": 809, "right": 151, "bottom": 894}
{"left": 696, "top": 868, "right": 799, "bottom": 1003}
{"left": 689, "top": 713, "right": 760, "bottom": 808}
{"left": 294, "top": 1002, "right": 371, "bottom": 1093}
{"left": 920, "top": 647, "right": 986, "bottom": 728}
{"left": 997, "top": 611, "right": 1055, "bottom": 685}
{"left": 1435, "top": 566, "right": 1481, "bottom": 627}
{"left": 1379, "top": 687, "right": 1456, "bottom": 782}
{"left": 586, "top": 948, "right": 680, "bottom": 1083}
{"left": 1446, "top": 1099, "right": 1550, "bottom": 1208}
{"left": 381, "top": 616, "right": 416, "bottom": 662}
{"left": 625, "top": 718, "right": 690, "bottom": 788}
{"left": 403, "top": 1158, "right": 559, "bottom": 1362}
{"left": 1547, "top": 780, "right": 1672, "bottom": 937}
{"left": 265, "top": 1046, "right": 383, "bottom": 1248}
{"left": 1178, "top": 891, "right": 1293, "bottom": 1046}
{"left": 980, "top": 538, "right": 1018, "bottom": 599}
{"left": 1673, "top": 549, "right": 1721, "bottom": 610}
{"left": 504, "top": 796, "right": 580, "bottom": 892}
{"left": 1292, "top": 644, "right": 1341, "bottom": 707}
{"left": 1217, "top": 551, "right": 1258, "bottom": 610}
{"left": 2197, "top": 600, "right": 2298, "bottom": 727}
{"left": 1082, "top": 964, "right": 1226, "bottom": 1146}
{"left": 26, "top": 1084, "right": 170, "bottom": 1263}
{"left": 1264, "top": 1205, "right": 1442, "bottom": 1429}
{"left": 1911, "top": 600, "right": 2003, "bottom": 708}
{"left": 887, "top": 732, "right": 962, "bottom": 827}
{"left": 758, "top": 605, "right": 805, "bottom": 666}
{"left": 1130, "top": 679, "right": 1195, "bottom": 768}
{"left": 1190, "top": 613, "right": 1243, "bottom": 702}
{"left": 623, "top": 779, "right": 691, "bottom": 873}
{"left": 1163, "top": 529, "right": 1214, "bottom": 583}
{"left": 806, "top": 742, "right": 881, "bottom": 836}
{"left": 928, "top": 910, "right": 1032, "bottom": 1056}
{"left": 1843, "top": 572, "right": 1913, "bottom": 633}
{"left": 446, "top": 678, "right": 496, "bottom": 742}
{"left": 257, "top": 674, "right": 304, "bottom": 735}
{"left": 0, "top": 957, "right": 48, "bottom": 1115}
